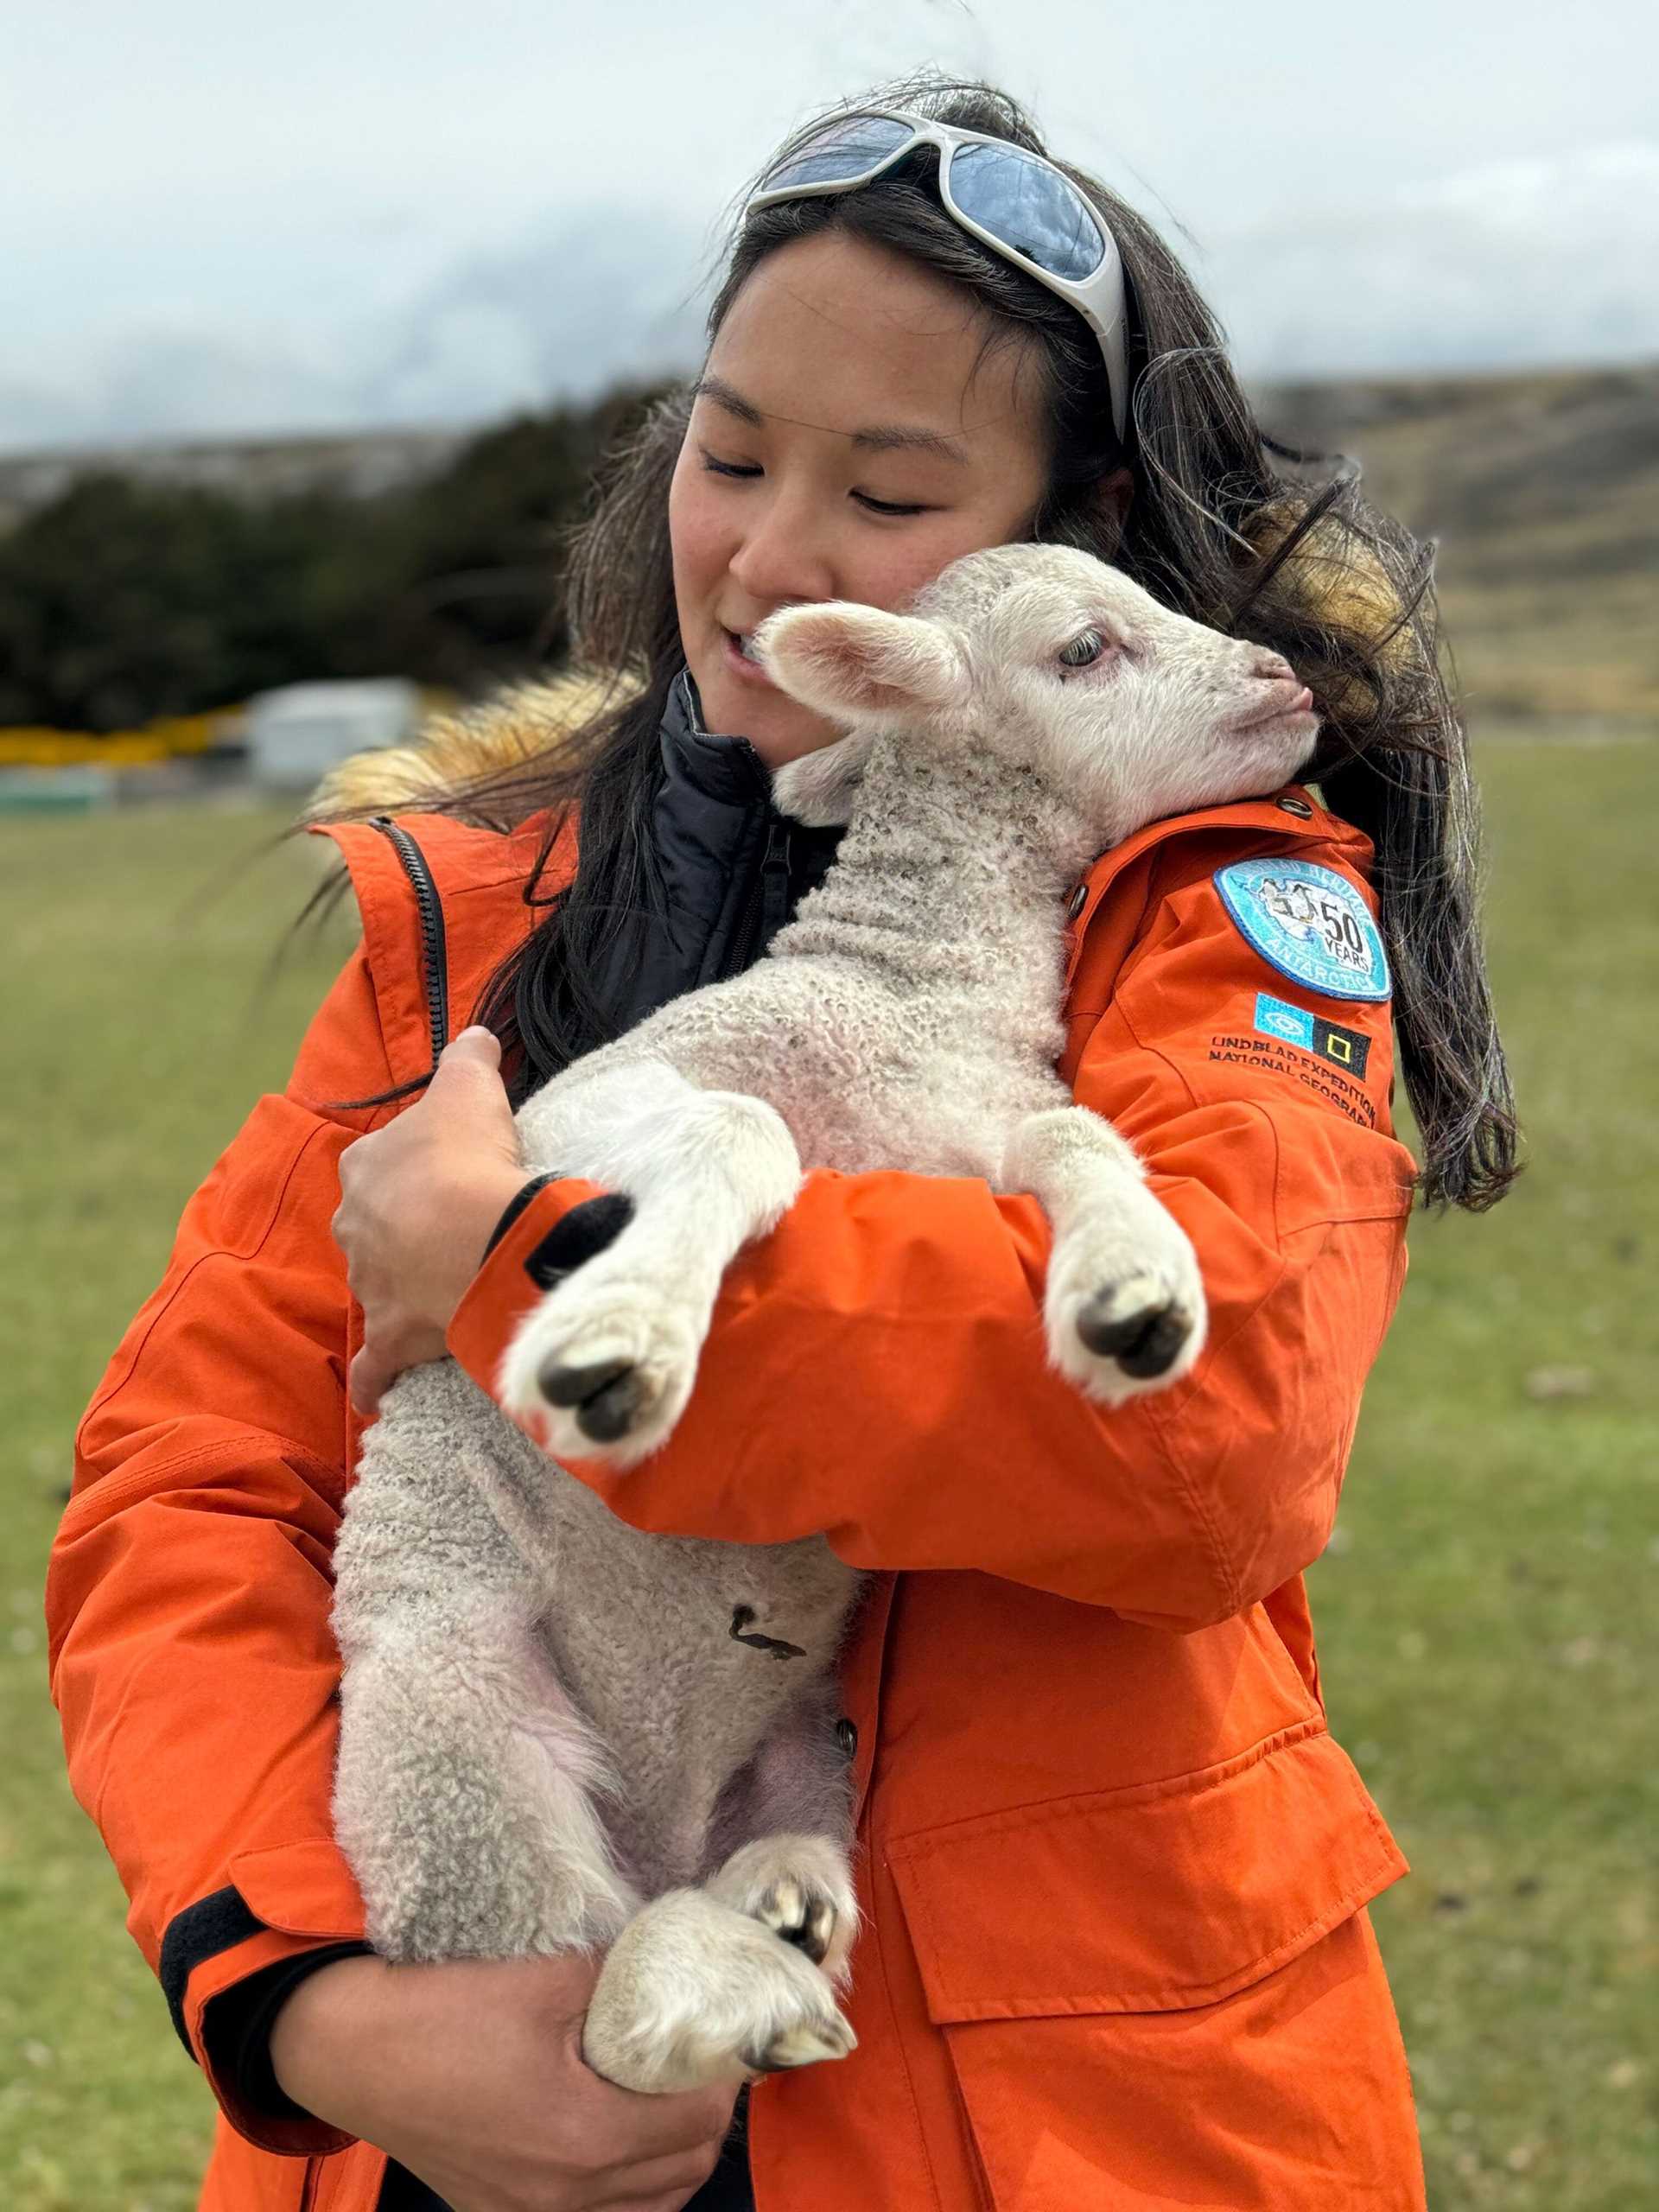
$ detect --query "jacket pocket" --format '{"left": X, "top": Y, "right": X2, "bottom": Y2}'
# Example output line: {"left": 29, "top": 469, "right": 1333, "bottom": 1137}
{"left": 887, "top": 1720, "right": 1401, "bottom": 2018}
{"left": 884, "top": 1722, "right": 1408, "bottom": 2208}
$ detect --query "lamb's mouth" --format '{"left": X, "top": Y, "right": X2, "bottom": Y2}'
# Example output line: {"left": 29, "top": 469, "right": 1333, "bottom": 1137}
{"left": 1230, "top": 681, "right": 1317, "bottom": 734}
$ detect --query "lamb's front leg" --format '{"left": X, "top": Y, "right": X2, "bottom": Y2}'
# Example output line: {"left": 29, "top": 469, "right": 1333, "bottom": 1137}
{"left": 500, "top": 1060, "right": 803, "bottom": 1465}
{"left": 1007, "top": 1106, "right": 1208, "bottom": 1406}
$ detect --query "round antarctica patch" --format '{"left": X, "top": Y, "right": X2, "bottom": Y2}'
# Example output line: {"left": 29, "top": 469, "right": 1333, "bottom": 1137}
{"left": 1214, "top": 859, "right": 1390, "bottom": 1002}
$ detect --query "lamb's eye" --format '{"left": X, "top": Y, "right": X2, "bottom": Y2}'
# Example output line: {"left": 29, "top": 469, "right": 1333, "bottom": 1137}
{"left": 1058, "top": 627, "right": 1108, "bottom": 669}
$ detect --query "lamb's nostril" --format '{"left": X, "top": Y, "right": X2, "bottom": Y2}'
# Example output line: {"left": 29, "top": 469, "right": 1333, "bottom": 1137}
{"left": 1248, "top": 652, "right": 1295, "bottom": 683}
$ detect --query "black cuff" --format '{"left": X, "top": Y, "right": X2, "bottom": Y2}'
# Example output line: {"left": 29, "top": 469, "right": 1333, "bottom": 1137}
{"left": 484, "top": 1171, "right": 565, "bottom": 1257}
{"left": 200, "top": 1941, "right": 374, "bottom": 2124}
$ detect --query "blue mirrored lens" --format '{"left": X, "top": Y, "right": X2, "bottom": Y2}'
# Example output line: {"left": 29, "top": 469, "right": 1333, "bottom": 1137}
{"left": 761, "top": 118, "right": 914, "bottom": 194}
{"left": 948, "top": 143, "right": 1105, "bottom": 282}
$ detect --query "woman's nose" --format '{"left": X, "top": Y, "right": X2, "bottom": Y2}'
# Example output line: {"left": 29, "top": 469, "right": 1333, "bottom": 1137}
{"left": 727, "top": 493, "right": 837, "bottom": 606}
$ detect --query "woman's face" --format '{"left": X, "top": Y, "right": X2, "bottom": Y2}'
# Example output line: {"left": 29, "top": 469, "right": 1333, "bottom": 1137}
{"left": 669, "top": 231, "right": 1065, "bottom": 768}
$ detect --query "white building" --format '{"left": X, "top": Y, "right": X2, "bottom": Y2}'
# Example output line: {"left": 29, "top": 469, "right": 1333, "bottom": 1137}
{"left": 244, "top": 678, "right": 423, "bottom": 791}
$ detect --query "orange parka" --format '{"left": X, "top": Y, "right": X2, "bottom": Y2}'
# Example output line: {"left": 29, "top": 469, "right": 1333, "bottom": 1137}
{"left": 48, "top": 778, "right": 1427, "bottom": 2212}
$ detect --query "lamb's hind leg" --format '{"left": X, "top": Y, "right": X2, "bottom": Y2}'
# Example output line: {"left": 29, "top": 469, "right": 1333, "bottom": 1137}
{"left": 334, "top": 1411, "right": 639, "bottom": 1961}
{"left": 1007, "top": 1105, "right": 1208, "bottom": 1405}
{"left": 581, "top": 1887, "right": 855, "bottom": 2094}
{"left": 500, "top": 1060, "right": 802, "bottom": 1465}
{"left": 582, "top": 1695, "right": 860, "bottom": 2094}
{"left": 335, "top": 1595, "right": 638, "bottom": 1961}
{"left": 702, "top": 1688, "right": 861, "bottom": 1984}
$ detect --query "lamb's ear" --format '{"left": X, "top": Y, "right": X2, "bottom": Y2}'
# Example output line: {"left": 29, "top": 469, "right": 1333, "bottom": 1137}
{"left": 770, "top": 728, "right": 876, "bottom": 828}
{"left": 755, "top": 602, "right": 968, "bottom": 726}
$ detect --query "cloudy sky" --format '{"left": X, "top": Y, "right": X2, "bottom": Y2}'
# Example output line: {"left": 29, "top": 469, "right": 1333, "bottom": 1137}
{"left": 3, "top": 0, "right": 1655, "bottom": 453}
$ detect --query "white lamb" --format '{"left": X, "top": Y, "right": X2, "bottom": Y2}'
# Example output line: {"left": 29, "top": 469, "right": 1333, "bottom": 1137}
{"left": 331, "top": 542, "right": 1320, "bottom": 2094}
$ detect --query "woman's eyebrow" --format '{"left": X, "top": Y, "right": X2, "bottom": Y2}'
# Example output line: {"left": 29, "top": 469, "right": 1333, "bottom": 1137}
{"left": 691, "top": 372, "right": 971, "bottom": 465}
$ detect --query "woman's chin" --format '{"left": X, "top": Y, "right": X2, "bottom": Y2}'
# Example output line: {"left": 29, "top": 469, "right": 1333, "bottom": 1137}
{"left": 696, "top": 672, "right": 840, "bottom": 766}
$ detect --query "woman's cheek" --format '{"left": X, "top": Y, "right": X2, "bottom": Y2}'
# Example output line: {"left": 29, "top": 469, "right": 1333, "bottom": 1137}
{"left": 879, "top": 518, "right": 999, "bottom": 609}
{"left": 667, "top": 463, "right": 725, "bottom": 609}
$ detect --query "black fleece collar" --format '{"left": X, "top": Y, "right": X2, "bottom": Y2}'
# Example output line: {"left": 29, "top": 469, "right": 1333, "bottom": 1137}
{"left": 664, "top": 667, "right": 773, "bottom": 805}
{"left": 585, "top": 668, "right": 844, "bottom": 1039}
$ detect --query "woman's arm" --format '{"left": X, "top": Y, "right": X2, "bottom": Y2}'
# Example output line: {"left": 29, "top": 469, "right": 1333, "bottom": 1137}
{"left": 46, "top": 950, "right": 385, "bottom": 2153}
{"left": 438, "top": 864, "right": 1417, "bottom": 1631}
{"left": 45, "top": 950, "right": 739, "bottom": 2198}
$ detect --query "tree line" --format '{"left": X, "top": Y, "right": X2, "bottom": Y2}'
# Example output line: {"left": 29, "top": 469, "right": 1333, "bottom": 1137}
{"left": 0, "top": 385, "right": 664, "bottom": 732}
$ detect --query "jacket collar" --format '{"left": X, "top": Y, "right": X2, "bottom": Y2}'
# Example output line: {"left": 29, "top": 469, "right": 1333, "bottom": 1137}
{"left": 1060, "top": 783, "right": 1373, "bottom": 990}
{"left": 663, "top": 667, "right": 774, "bottom": 805}
{"left": 580, "top": 668, "right": 843, "bottom": 1035}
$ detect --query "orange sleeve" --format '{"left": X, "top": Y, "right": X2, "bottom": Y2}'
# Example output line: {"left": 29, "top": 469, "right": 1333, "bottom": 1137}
{"left": 43, "top": 949, "right": 391, "bottom": 2156}
{"left": 448, "top": 861, "right": 1416, "bottom": 1632}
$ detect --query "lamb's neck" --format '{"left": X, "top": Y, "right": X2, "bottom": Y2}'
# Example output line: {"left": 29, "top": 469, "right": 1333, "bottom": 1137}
{"left": 775, "top": 734, "right": 1101, "bottom": 997}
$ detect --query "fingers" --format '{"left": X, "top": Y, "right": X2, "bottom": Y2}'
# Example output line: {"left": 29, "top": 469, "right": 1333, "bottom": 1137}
{"left": 348, "top": 1344, "right": 392, "bottom": 1418}
{"left": 587, "top": 2133, "right": 728, "bottom": 2206}
{"left": 595, "top": 2166, "right": 724, "bottom": 2211}
{"left": 430, "top": 1025, "right": 520, "bottom": 1151}
{"left": 433, "top": 1025, "right": 505, "bottom": 1090}
{"left": 601, "top": 2085, "right": 739, "bottom": 2165}
{"left": 443, "top": 1022, "right": 502, "bottom": 1063}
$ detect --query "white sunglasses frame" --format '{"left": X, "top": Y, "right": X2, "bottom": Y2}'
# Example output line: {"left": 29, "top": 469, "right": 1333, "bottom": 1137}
{"left": 747, "top": 108, "right": 1132, "bottom": 446}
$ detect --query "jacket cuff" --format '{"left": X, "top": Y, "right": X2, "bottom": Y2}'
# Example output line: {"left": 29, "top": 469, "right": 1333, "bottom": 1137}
{"left": 484, "top": 1169, "right": 565, "bottom": 1256}
{"left": 162, "top": 1838, "right": 367, "bottom": 2157}
{"left": 200, "top": 1942, "right": 373, "bottom": 2150}
{"left": 447, "top": 1178, "right": 618, "bottom": 1399}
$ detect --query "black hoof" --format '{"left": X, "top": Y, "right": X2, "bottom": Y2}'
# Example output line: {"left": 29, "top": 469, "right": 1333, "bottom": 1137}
{"left": 577, "top": 1367, "right": 652, "bottom": 1444}
{"left": 538, "top": 1354, "right": 632, "bottom": 1409}
{"left": 741, "top": 2044, "right": 791, "bottom": 2076}
{"left": 1076, "top": 1291, "right": 1192, "bottom": 1377}
{"left": 780, "top": 1900, "right": 836, "bottom": 1966}
{"left": 537, "top": 1355, "right": 652, "bottom": 1443}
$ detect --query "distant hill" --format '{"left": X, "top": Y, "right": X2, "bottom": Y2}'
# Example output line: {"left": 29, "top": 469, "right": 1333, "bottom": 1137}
{"left": 3, "top": 361, "right": 1652, "bottom": 727}
{"left": 0, "top": 424, "right": 471, "bottom": 535}
{"left": 1256, "top": 363, "right": 1659, "bottom": 725}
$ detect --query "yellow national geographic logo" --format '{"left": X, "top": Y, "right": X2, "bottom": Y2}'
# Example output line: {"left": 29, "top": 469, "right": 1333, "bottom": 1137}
{"left": 1251, "top": 993, "right": 1372, "bottom": 1078}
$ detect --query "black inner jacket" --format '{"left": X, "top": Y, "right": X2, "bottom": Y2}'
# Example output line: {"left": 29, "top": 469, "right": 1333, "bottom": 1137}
{"left": 586, "top": 667, "right": 847, "bottom": 1038}
{"left": 203, "top": 668, "right": 841, "bottom": 2211}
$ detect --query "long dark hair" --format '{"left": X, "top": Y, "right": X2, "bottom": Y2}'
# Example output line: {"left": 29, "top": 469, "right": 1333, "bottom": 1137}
{"left": 317, "top": 70, "right": 1517, "bottom": 1211}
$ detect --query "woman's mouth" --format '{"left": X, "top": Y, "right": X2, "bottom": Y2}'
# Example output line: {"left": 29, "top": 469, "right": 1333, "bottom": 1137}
{"left": 722, "top": 626, "right": 776, "bottom": 687}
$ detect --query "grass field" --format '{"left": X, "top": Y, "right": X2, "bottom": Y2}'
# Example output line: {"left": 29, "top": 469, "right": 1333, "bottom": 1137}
{"left": 3, "top": 746, "right": 1656, "bottom": 2209}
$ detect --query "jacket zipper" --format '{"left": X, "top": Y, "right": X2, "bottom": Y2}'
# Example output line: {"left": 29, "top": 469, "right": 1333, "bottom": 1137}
{"left": 730, "top": 818, "right": 792, "bottom": 973}
{"left": 370, "top": 815, "right": 450, "bottom": 1066}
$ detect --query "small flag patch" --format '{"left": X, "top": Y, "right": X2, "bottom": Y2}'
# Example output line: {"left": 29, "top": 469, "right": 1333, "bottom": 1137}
{"left": 1254, "top": 991, "right": 1371, "bottom": 1077}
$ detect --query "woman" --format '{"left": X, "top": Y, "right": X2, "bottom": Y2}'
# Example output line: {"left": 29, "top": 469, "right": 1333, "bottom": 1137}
{"left": 48, "top": 73, "right": 1516, "bottom": 2212}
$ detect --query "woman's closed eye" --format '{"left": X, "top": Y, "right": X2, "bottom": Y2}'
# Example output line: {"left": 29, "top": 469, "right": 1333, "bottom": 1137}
{"left": 698, "top": 451, "right": 931, "bottom": 518}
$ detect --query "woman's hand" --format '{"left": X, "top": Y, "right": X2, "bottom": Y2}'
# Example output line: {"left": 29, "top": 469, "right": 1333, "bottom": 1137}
{"left": 270, "top": 1951, "right": 737, "bottom": 2212}
{"left": 332, "top": 1027, "right": 528, "bottom": 1417}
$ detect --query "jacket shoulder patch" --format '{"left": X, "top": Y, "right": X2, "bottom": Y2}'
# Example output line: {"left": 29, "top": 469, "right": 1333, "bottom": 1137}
{"left": 1214, "top": 859, "right": 1390, "bottom": 1002}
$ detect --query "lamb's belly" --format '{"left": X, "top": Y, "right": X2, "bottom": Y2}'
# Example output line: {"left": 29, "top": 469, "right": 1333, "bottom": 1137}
{"left": 629, "top": 963, "right": 1036, "bottom": 1178}
{"left": 527, "top": 1452, "right": 858, "bottom": 1893}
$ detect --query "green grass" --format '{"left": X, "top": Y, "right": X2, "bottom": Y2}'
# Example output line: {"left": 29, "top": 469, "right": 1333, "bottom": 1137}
{"left": 1, "top": 804, "right": 357, "bottom": 2209}
{"left": 3, "top": 753, "right": 1656, "bottom": 2208}
{"left": 1309, "top": 735, "right": 1659, "bottom": 2204}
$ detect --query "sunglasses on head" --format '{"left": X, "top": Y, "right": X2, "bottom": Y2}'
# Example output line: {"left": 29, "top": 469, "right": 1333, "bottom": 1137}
{"left": 747, "top": 108, "right": 1133, "bottom": 448}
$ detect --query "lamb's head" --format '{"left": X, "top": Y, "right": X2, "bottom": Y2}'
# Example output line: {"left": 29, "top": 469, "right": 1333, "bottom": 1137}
{"left": 757, "top": 543, "right": 1319, "bottom": 842}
